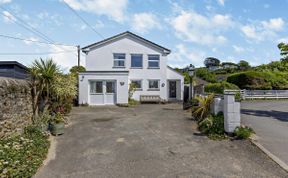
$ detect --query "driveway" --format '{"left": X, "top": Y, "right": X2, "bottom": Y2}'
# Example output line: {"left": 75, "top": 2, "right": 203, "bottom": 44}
{"left": 36, "top": 104, "right": 287, "bottom": 177}
{"left": 241, "top": 100, "right": 288, "bottom": 167}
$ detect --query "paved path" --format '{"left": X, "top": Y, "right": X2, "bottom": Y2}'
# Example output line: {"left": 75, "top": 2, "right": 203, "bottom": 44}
{"left": 241, "top": 100, "right": 288, "bottom": 167}
{"left": 36, "top": 104, "right": 287, "bottom": 177}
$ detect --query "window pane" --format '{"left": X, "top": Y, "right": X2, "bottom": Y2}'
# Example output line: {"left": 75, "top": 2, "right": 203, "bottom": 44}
{"left": 131, "top": 80, "right": 142, "bottom": 89}
{"left": 148, "top": 55, "right": 159, "bottom": 61}
{"left": 148, "top": 61, "right": 159, "bottom": 67}
{"left": 96, "top": 81, "right": 103, "bottom": 93}
{"left": 90, "top": 81, "right": 96, "bottom": 93}
{"left": 114, "top": 60, "right": 125, "bottom": 67}
{"left": 114, "top": 53, "right": 125, "bottom": 59}
{"left": 131, "top": 54, "right": 143, "bottom": 67}
{"left": 114, "top": 53, "right": 125, "bottom": 67}
{"left": 148, "top": 55, "right": 159, "bottom": 68}
{"left": 106, "top": 81, "right": 115, "bottom": 93}
{"left": 149, "top": 80, "right": 159, "bottom": 89}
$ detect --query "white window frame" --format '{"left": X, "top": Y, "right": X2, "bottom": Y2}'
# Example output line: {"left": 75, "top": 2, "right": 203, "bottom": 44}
{"left": 148, "top": 54, "right": 160, "bottom": 68}
{"left": 130, "top": 80, "right": 142, "bottom": 90}
{"left": 113, "top": 53, "right": 125, "bottom": 68}
{"left": 130, "top": 54, "right": 143, "bottom": 68}
{"left": 90, "top": 81, "right": 103, "bottom": 94}
{"left": 148, "top": 79, "right": 160, "bottom": 91}
{"left": 106, "top": 80, "right": 116, "bottom": 94}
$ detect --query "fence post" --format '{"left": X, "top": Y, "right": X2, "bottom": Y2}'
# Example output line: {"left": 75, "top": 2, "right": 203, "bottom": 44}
{"left": 224, "top": 94, "right": 241, "bottom": 133}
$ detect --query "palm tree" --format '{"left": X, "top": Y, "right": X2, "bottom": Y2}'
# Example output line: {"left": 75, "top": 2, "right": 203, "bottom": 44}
{"left": 29, "top": 58, "right": 60, "bottom": 122}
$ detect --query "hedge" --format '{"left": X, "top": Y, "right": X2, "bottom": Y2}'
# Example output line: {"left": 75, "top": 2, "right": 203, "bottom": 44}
{"left": 204, "top": 81, "right": 240, "bottom": 94}
{"left": 226, "top": 71, "right": 288, "bottom": 89}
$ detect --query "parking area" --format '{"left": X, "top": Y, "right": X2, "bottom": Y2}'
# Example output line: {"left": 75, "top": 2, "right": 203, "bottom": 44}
{"left": 241, "top": 100, "right": 288, "bottom": 167}
{"left": 35, "top": 104, "right": 287, "bottom": 177}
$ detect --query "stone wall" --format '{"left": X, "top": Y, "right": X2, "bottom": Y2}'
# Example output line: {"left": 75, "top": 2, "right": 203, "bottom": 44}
{"left": 0, "top": 77, "right": 32, "bottom": 138}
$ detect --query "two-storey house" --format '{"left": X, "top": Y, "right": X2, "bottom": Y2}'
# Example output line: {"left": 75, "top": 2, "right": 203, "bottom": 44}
{"left": 78, "top": 31, "right": 184, "bottom": 105}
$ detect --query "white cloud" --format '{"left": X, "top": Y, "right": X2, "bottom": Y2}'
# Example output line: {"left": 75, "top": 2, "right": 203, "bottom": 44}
{"left": 277, "top": 37, "right": 288, "bottom": 43}
{"left": 131, "top": 13, "right": 160, "bottom": 34}
{"left": 233, "top": 45, "right": 245, "bottom": 53}
{"left": 262, "top": 18, "right": 284, "bottom": 31}
{"left": 0, "top": 0, "right": 11, "bottom": 4}
{"left": 217, "top": 0, "right": 225, "bottom": 6}
{"left": 2, "top": 11, "right": 16, "bottom": 23}
{"left": 48, "top": 45, "right": 79, "bottom": 71}
{"left": 168, "top": 44, "right": 206, "bottom": 68}
{"left": 63, "top": 0, "right": 128, "bottom": 23}
{"left": 241, "top": 18, "right": 285, "bottom": 42}
{"left": 169, "top": 10, "right": 233, "bottom": 45}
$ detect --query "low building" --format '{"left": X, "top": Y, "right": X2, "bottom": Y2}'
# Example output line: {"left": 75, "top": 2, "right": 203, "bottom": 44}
{"left": 0, "top": 61, "right": 29, "bottom": 79}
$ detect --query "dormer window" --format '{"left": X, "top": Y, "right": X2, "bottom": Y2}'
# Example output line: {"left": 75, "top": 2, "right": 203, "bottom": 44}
{"left": 113, "top": 53, "right": 125, "bottom": 68}
{"left": 148, "top": 55, "right": 160, "bottom": 68}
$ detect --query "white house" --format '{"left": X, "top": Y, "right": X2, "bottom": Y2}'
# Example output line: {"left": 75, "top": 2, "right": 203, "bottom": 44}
{"left": 78, "top": 31, "right": 184, "bottom": 105}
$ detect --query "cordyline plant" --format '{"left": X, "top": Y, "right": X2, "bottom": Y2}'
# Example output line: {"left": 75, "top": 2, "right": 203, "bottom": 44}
{"left": 192, "top": 93, "right": 215, "bottom": 122}
{"left": 29, "top": 58, "right": 60, "bottom": 123}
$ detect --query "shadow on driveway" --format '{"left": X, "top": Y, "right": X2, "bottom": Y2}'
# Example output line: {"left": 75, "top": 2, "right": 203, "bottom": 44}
{"left": 241, "top": 109, "right": 288, "bottom": 122}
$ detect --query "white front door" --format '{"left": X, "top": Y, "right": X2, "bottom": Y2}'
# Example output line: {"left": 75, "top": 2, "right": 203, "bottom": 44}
{"left": 89, "top": 80, "right": 116, "bottom": 105}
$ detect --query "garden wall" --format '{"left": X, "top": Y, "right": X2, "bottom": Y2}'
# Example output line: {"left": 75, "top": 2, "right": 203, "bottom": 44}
{"left": 0, "top": 77, "right": 32, "bottom": 138}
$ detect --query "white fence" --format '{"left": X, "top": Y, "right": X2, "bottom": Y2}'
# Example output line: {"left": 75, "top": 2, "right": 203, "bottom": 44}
{"left": 224, "top": 90, "right": 288, "bottom": 100}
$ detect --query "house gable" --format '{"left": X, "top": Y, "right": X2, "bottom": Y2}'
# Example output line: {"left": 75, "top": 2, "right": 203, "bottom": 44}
{"left": 82, "top": 31, "right": 171, "bottom": 56}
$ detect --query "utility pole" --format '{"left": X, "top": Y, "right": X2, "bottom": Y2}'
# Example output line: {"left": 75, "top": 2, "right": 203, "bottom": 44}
{"left": 77, "top": 45, "right": 80, "bottom": 67}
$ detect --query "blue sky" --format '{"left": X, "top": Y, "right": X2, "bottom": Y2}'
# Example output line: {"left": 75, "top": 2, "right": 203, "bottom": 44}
{"left": 0, "top": 0, "right": 288, "bottom": 70}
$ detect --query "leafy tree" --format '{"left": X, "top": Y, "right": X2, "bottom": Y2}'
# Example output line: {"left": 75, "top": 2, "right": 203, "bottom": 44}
{"left": 278, "top": 42, "right": 288, "bottom": 63}
{"left": 69, "top": 65, "right": 86, "bottom": 76}
{"left": 204, "top": 57, "right": 221, "bottom": 68}
{"left": 238, "top": 60, "right": 250, "bottom": 70}
{"left": 29, "top": 58, "right": 60, "bottom": 121}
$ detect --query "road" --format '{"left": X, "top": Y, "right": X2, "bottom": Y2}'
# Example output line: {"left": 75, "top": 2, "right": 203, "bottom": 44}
{"left": 241, "top": 100, "right": 288, "bottom": 167}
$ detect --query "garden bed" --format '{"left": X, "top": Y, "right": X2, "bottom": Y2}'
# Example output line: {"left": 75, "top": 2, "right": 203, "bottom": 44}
{"left": 0, "top": 126, "right": 50, "bottom": 177}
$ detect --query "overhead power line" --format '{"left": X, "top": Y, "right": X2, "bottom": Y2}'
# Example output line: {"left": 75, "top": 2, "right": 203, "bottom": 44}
{"left": 0, "top": 34, "right": 76, "bottom": 47}
{"left": 0, "top": 6, "right": 78, "bottom": 57}
{"left": 62, "top": 0, "right": 105, "bottom": 39}
{"left": 0, "top": 50, "right": 76, "bottom": 55}
{"left": 0, "top": 6, "right": 55, "bottom": 43}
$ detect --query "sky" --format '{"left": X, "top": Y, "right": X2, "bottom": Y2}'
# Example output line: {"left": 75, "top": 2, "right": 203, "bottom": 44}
{"left": 0, "top": 0, "right": 288, "bottom": 71}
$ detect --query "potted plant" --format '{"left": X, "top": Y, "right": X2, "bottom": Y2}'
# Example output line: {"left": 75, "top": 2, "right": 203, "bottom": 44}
{"left": 50, "top": 112, "right": 65, "bottom": 136}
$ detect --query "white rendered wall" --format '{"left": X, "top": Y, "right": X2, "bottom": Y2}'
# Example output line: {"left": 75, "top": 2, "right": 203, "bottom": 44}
{"left": 84, "top": 36, "right": 184, "bottom": 102}
{"left": 78, "top": 72, "right": 129, "bottom": 105}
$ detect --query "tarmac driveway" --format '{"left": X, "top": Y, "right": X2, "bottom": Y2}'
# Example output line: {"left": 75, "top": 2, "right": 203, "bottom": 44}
{"left": 36, "top": 104, "right": 287, "bottom": 177}
{"left": 241, "top": 100, "right": 288, "bottom": 167}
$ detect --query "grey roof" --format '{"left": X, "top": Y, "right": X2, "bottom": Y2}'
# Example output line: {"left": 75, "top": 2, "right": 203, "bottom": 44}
{"left": 0, "top": 61, "right": 28, "bottom": 70}
{"left": 82, "top": 31, "right": 171, "bottom": 54}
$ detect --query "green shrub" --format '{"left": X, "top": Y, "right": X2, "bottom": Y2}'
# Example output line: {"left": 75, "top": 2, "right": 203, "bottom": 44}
{"left": 0, "top": 126, "right": 50, "bottom": 177}
{"left": 195, "top": 68, "right": 217, "bottom": 83}
{"left": 234, "top": 126, "right": 254, "bottom": 139}
{"left": 205, "top": 81, "right": 240, "bottom": 94}
{"left": 198, "top": 113, "right": 226, "bottom": 140}
{"left": 227, "top": 71, "right": 288, "bottom": 89}
{"left": 128, "top": 98, "right": 139, "bottom": 106}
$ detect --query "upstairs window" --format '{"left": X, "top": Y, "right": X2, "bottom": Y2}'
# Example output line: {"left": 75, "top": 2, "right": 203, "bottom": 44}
{"left": 148, "top": 55, "right": 160, "bottom": 68}
{"left": 113, "top": 53, "right": 125, "bottom": 67}
{"left": 131, "top": 54, "right": 143, "bottom": 68}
